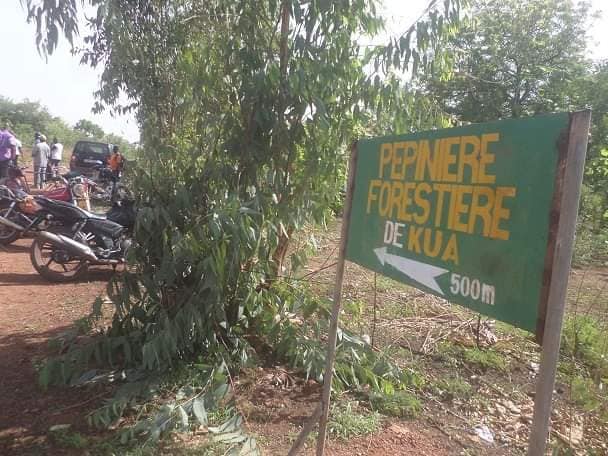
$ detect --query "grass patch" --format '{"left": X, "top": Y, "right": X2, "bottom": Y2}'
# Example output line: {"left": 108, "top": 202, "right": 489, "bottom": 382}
{"left": 432, "top": 375, "right": 473, "bottom": 402}
{"left": 435, "top": 341, "right": 506, "bottom": 372}
{"left": 369, "top": 390, "right": 421, "bottom": 418}
{"left": 561, "top": 315, "right": 608, "bottom": 379}
{"left": 463, "top": 347, "right": 508, "bottom": 372}
{"left": 375, "top": 275, "right": 410, "bottom": 295}
{"left": 571, "top": 376, "right": 602, "bottom": 412}
{"left": 328, "top": 402, "right": 381, "bottom": 440}
{"left": 49, "top": 428, "right": 89, "bottom": 449}
{"left": 573, "top": 225, "right": 608, "bottom": 266}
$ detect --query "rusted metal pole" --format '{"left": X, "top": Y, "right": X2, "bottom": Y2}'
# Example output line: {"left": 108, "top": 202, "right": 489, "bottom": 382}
{"left": 527, "top": 111, "right": 591, "bottom": 456}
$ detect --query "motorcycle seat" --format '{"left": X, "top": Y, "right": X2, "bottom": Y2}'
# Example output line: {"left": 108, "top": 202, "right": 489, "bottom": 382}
{"left": 85, "top": 218, "right": 125, "bottom": 238}
{"left": 81, "top": 209, "right": 107, "bottom": 220}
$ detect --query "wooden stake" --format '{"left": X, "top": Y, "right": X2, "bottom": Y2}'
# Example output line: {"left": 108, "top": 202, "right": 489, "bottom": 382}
{"left": 527, "top": 111, "right": 591, "bottom": 455}
{"left": 372, "top": 272, "right": 377, "bottom": 348}
{"left": 315, "top": 145, "right": 358, "bottom": 456}
{"left": 286, "top": 144, "right": 358, "bottom": 456}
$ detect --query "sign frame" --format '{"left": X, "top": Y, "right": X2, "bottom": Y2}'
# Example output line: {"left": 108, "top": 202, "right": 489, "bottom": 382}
{"left": 288, "top": 111, "right": 591, "bottom": 456}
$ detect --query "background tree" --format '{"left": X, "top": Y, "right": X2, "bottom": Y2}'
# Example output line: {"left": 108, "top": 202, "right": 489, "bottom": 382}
{"left": 0, "top": 95, "right": 133, "bottom": 154}
{"left": 25, "top": 0, "right": 468, "bottom": 444}
{"left": 421, "top": 0, "right": 608, "bottom": 231}
{"left": 74, "top": 118, "right": 105, "bottom": 139}
{"left": 423, "top": 0, "right": 592, "bottom": 121}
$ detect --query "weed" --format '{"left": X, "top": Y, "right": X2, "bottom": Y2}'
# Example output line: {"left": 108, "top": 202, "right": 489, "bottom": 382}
{"left": 435, "top": 340, "right": 461, "bottom": 365}
{"left": 375, "top": 276, "right": 410, "bottom": 295}
{"left": 328, "top": 402, "right": 381, "bottom": 439}
{"left": 343, "top": 299, "right": 365, "bottom": 330}
{"left": 91, "top": 437, "right": 228, "bottom": 456}
{"left": 573, "top": 225, "right": 608, "bottom": 266}
{"left": 463, "top": 347, "right": 508, "bottom": 372}
{"left": 369, "top": 390, "right": 421, "bottom": 418}
{"left": 208, "top": 407, "right": 232, "bottom": 426}
{"left": 49, "top": 429, "right": 89, "bottom": 449}
{"left": 433, "top": 375, "right": 473, "bottom": 402}
{"left": 570, "top": 376, "right": 602, "bottom": 412}
{"left": 74, "top": 316, "right": 94, "bottom": 334}
{"left": 561, "top": 315, "right": 608, "bottom": 378}
{"left": 287, "top": 428, "right": 317, "bottom": 445}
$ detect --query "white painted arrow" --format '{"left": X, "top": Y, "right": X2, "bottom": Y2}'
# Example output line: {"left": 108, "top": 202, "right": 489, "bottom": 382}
{"left": 374, "top": 247, "right": 449, "bottom": 295}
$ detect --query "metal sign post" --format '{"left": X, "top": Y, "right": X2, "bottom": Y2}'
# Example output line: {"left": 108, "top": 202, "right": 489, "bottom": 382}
{"left": 527, "top": 111, "right": 591, "bottom": 455}
{"left": 288, "top": 112, "right": 590, "bottom": 456}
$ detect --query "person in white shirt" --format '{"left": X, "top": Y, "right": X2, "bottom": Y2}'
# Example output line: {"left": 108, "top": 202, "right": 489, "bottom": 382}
{"left": 13, "top": 138, "right": 21, "bottom": 167}
{"left": 33, "top": 135, "right": 50, "bottom": 188}
{"left": 50, "top": 137, "right": 64, "bottom": 177}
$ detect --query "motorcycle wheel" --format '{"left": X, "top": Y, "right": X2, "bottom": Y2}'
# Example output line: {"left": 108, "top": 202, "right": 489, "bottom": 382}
{"left": 0, "top": 208, "right": 22, "bottom": 245}
{"left": 30, "top": 238, "right": 88, "bottom": 282}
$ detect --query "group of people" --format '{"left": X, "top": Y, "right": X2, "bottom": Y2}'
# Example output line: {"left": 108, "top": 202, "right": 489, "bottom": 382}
{"left": 32, "top": 132, "right": 63, "bottom": 189}
{"left": 0, "top": 126, "right": 63, "bottom": 189}
{"left": 0, "top": 125, "right": 20, "bottom": 179}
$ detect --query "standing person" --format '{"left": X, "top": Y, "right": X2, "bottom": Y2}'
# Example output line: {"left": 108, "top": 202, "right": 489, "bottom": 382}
{"left": 108, "top": 145, "right": 124, "bottom": 179}
{"left": 13, "top": 138, "right": 22, "bottom": 167}
{"left": 0, "top": 126, "right": 17, "bottom": 179}
{"left": 32, "top": 134, "right": 50, "bottom": 189}
{"left": 50, "top": 137, "right": 63, "bottom": 177}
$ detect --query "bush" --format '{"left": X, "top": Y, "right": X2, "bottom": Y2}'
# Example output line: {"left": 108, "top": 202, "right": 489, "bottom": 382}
{"left": 369, "top": 390, "right": 422, "bottom": 418}
{"left": 433, "top": 375, "right": 473, "bottom": 402}
{"left": 463, "top": 347, "right": 508, "bottom": 372}
{"left": 328, "top": 402, "right": 381, "bottom": 439}
{"left": 573, "top": 227, "right": 608, "bottom": 266}
{"left": 561, "top": 315, "right": 608, "bottom": 379}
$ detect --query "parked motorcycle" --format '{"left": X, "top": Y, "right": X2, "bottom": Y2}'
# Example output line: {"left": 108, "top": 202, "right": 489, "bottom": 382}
{"left": 0, "top": 186, "right": 55, "bottom": 245}
{"left": 29, "top": 196, "right": 136, "bottom": 282}
{"left": 42, "top": 173, "right": 97, "bottom": 210}
{"left": 89, "top": 165, "right": 127, "bottom": 203}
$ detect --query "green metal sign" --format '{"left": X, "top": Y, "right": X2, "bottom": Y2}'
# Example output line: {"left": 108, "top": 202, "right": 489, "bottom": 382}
{"left": 345, "top": 113, "right": 574, "bottom": 335}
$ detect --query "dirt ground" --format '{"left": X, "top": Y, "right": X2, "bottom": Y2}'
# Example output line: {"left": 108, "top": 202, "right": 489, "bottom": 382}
{"left": 0, "top": 238, "right": 463, "bottom": 455}
{"left": 1, "top": 224, "right": 606, "bottom": 455}
{"left": 0, "top": 238, "right": 110, "bottom": 455}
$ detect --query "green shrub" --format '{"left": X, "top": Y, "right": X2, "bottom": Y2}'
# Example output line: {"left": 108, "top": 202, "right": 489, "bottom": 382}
{"left": 369, "top": 390, "right": 421, "bottom": 418}
{"left": 433, "top": 375, "right": 473, "bottom": 402}
{"left": 49, "top": 429, "right": 89, "bottom": 449}
{"left": 570, "top": 376, "right": 602, "bottom": 412}
{"left": 328, "top": 402, "right": 381, "bottom": 439}
{"left": 561, "top": 315, "right": 608, "bottom": 378}
{"left": 463, "top": 348, "right": 508, "bottom": 372}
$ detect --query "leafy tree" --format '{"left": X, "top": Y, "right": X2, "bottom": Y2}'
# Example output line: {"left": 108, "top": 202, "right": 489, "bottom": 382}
{"left": 574, "top": 61, "right": 608, "bottom": 229}
{"left": 0, "top": 95, "right": 132, "bottom": 152}
{"left": 74, "top": 118, "right": 105, "bottom": 139}
{"left": 0, "top": 96, "right": 79, "bottom": 147}
{"left": 26, "top": 0, "right": 467, "bottom": 443}
{"left": 423, "top": 0, "right": 592, "bottom": 121}
{"left": 420, "top": 0, "right": 608, "bottom": 232}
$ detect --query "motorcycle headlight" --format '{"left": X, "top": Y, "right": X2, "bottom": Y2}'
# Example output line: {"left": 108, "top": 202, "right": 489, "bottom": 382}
{"left": 19, "top": 196, "right": 41, "bottom": 214}
{"left": 72, "top": 183, "right": 86, "bottom": 197}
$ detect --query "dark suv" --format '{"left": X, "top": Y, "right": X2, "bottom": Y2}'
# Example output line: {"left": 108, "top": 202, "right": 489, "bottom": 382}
{"left": 69, "top": 141, "right": 111, "bottom": 176}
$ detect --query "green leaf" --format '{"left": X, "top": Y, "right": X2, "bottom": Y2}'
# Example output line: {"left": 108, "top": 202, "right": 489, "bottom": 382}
{"left": 177, "top": 405, "right": 189, "bottom": 429}
{"left": 192, "top": 397, "right": 208, "bottom": 426}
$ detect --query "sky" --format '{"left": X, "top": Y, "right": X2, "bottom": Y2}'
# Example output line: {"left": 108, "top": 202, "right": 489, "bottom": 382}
{"left": 0, "top": 0, "right": 606, "bottom": 144}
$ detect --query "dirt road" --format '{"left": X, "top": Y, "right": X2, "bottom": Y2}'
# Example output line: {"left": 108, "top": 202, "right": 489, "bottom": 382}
{"left": 0, "top": 238, "right": 109, "bottom": 454}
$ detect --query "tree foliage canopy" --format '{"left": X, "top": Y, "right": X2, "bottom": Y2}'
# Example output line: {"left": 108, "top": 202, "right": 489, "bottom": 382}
{"left": 27, "top": 4, "right": 466, "bottom": 442}
{"left": 423, "top": 0, "right": 592, "bottom": 121}
{"left": 0, "top": 95, "right": 133, "bottom": 152}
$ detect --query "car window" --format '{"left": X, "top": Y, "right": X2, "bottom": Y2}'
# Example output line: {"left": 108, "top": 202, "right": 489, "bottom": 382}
{"left": 74, "top": 142, "right": 109, "bottom": 156}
